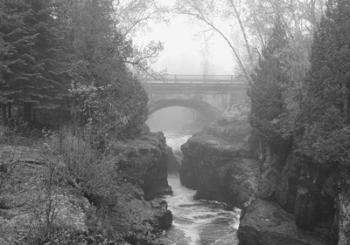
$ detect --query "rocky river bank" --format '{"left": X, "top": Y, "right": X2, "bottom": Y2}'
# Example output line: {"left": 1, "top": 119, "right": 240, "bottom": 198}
{"left": 179, "top": 113, "right": 344, "bottom": 245}
{"left": 0, "top": 132, "right": 174, "bottom": 245}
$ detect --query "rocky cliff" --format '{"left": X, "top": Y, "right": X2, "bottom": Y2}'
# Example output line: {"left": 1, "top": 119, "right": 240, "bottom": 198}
{"left": 238, "top": 134, "right": 339, "bottom": 245}
{"left": 0, "top": 132, "right": 173, "bottom": 245}
{"left": 180, "top": 113, "right": 340, "bottom": 245}
{"left": 180, "top": 132, "right": 259, "bottom": 208}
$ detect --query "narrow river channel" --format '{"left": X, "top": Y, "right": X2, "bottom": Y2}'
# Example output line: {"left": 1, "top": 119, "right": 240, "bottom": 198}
{"left": 161, "top": 132, "right": 240, "bottom": 245}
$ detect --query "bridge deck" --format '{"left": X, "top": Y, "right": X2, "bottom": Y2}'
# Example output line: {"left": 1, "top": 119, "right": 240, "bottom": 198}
{"left": 140, "top": 74, "right": 246, "bottom": 85}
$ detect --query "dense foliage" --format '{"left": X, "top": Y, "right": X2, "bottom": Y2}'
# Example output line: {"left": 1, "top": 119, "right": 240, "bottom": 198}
{"left": 248, "top": 0, "right": 350, "bottom": 168}
{"left": 0, "top": 0, "right": 69, "bottom": 122}
{"left": 0, "top": 0, "right": 148, "bottom": 138}
{"left": 297, "top": 0, "right": 350, "bottom": 166}
{"left": 249, "top": 18, "right": 291, "bottom": 144}
{"left": 0, "top": 1, "right": 159, "bottom": 244}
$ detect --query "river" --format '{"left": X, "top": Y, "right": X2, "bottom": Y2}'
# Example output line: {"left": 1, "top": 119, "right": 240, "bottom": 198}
{"left": 161, "top": 132, "right": 240, "bottom": 245}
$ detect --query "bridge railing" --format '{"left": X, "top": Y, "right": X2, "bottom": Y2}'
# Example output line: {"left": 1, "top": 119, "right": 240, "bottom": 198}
{"left": 140, "top": 74, "right": 245, "bottom": 84}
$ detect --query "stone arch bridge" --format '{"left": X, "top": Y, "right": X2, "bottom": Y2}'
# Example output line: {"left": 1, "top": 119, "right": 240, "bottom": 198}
{"left": 141, "top": 74, "right": 248, "bottom": 120}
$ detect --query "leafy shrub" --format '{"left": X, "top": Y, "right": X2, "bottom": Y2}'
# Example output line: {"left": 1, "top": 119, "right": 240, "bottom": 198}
{"left": 45, "top": 127, "right": 119, "bottom": 200}
{"left": 69, "top": 79, "right": 148, "bottom": 143}
{"left": 297, "top": 107, "right": 350, "bottom": 166}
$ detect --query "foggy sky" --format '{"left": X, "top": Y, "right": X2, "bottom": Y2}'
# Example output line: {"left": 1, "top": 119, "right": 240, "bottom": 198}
{"left": 133, "top": 13, "right": 237, "bottom": 75}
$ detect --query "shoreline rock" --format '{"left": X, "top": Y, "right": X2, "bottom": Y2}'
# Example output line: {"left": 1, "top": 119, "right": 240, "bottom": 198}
{"left": 107, "top": 132, "right": 173, "bottom": 200}
{"left": 166, "top": 146, "right": 181, "bottom": 174}
{"left": 180, "top": 133, "right": 259, "bottom": 208}
{"left": 238, "top": 199, "right": 330, "bottom": 245}
{"left": 180, "top": 113, "right": 259, "bottom": 209}
{"left": 179, "top": 116, "right": 338, "bottom": 245}
{"left": 0, "top": 132, "right": 173, "bottom": 245}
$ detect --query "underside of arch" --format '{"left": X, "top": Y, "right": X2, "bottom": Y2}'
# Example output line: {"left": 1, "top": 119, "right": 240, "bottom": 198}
{"left": 148, "top": 99, "right": 222, "bottom": 119}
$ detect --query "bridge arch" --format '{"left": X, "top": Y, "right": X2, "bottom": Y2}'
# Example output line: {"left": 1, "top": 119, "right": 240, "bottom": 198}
{"left": 148, "top": 99, "right": 222, "bottom": 119}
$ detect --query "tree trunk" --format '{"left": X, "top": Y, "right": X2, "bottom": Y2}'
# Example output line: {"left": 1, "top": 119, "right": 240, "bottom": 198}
{"left": 342, "top": 80, "right": 348, "bottom": 122}
{"left": 32, "top": 108, "right": 37, "bottom": 124}
{"left": 228, "top": 0, "right": 254, "bottom": 65}
{"left": 7, "top": 103, "right": 11, "bottom": 119}
{"left": 1, "top": 104, "right": 7, "bottom": 125}
{"left": 24, "top": 102, "right": 32, "bottom": 122}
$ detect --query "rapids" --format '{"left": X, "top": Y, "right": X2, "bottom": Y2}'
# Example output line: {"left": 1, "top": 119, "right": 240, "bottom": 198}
{"left": 161, "top": 132, "right": 240, "bottom": 245}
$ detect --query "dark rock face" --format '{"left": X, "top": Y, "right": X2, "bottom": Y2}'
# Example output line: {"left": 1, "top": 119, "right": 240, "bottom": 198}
{"left": 238, "top": 139, "right": 339, "bottom": 244}
{"left": 166, "top": 146, "right": 181, "bottom": 173}
{"left": 88, "top": 132, "right": 173, "bottom": 242}
{"left": 257, "top": 144, "right": 288, "bottom": 199}
{"left": 150, "top": 200, "right": 173, "bottom": 230}
{"left": 180, "top": 135, "right": 259, "bottom": 208}
{"left": 277, "top": 155, "right": 336, "bottom": 233}
{"left": 156, "top": 209, "right": 173, "bottom": 230}
{"left": 249, "top": 135, "right": 338, "bottom": 237}
{"left": 238, "top": 199, "right": 330, "bottom": 245}
{"left": 108, "top": 132, "right": 173, "bottom": 200}
{"left": 274, "top": 152, "right": 300, "bottom": 213}
{"left": 180, "top": 133, "right": 245, "bottom": 188}
{"left": 180, "top": 117, "right": 260, "bottom": 208}
{"left": 180, "top": 115, "right": 341, "bottom": 245}
{"left": 338, "top": 182, "right": 350, "bottom": 245}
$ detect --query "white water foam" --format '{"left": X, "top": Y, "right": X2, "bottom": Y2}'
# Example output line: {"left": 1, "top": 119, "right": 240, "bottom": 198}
{"left": 165, "top": 132, "right": 191, "bottom": 153}
{"left": 162, "top": 133, "right": 240, "bottom": 245}
{"left": 164, "top": 175, "right": 240, "bottom": 245}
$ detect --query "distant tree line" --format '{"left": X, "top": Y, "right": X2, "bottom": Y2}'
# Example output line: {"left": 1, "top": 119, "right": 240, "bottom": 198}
{"left": 0, "top": 0, "right": 149, "bottom": 138}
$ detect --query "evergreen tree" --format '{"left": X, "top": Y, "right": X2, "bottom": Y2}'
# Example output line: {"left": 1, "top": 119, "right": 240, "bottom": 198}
{"left": 303, "top": 0, "right": 350, "bottom": 122}
{"left": 0, "top": 0, "right": 147, "bottom": 134}
{"left": 0, "top": 0, "right": 69, "bottom": 123}
{"left": 249, "top": 17, "right": 290, "bottom": 142}
{"left": 298, "top": 0, "right": 350, "bottom": 166}
{"left": 64, "top": 0, "right": 148, "bottom": 137}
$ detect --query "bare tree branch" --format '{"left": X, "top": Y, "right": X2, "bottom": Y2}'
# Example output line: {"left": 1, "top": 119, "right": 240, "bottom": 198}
{"left": 176, "top": 2, "right": 252, "bottom": 84}
{"left": 227, "top": 0, "right": 254, "bottom": 65}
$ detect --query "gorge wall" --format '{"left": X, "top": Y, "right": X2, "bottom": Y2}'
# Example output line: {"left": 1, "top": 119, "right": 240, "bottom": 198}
{"left": 180, "top": 116, "right": 259, "bottom": 209}
{"left": 180, "top": 113, "right": 348, "bottom": 245}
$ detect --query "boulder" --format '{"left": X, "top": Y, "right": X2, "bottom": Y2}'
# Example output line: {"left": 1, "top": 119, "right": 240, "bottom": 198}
{"left": 255, "top": 143, "right": 336, "bottom": 239}
{"left": 180, "top": 128, "right": 259, "bottom": 208}
{"left": 148, "top": 200, "right": 173, "bottom": 230}
{"left": 108, "top": 132, "right": 172, "bottom": 200}
{"left": 192, "top": 156, "right": 260, "bottom": 208}
{"left": 82, "top": 133, "right": 174, "bottom": 239}
{"left": 180, "top": 133, "right": 243, "bottom": 189}
{"left": 274, "top": 152, "right": 336, "bottom": 236}
{"left": 238, "top": 199, "right": 332, "bottom": 245}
